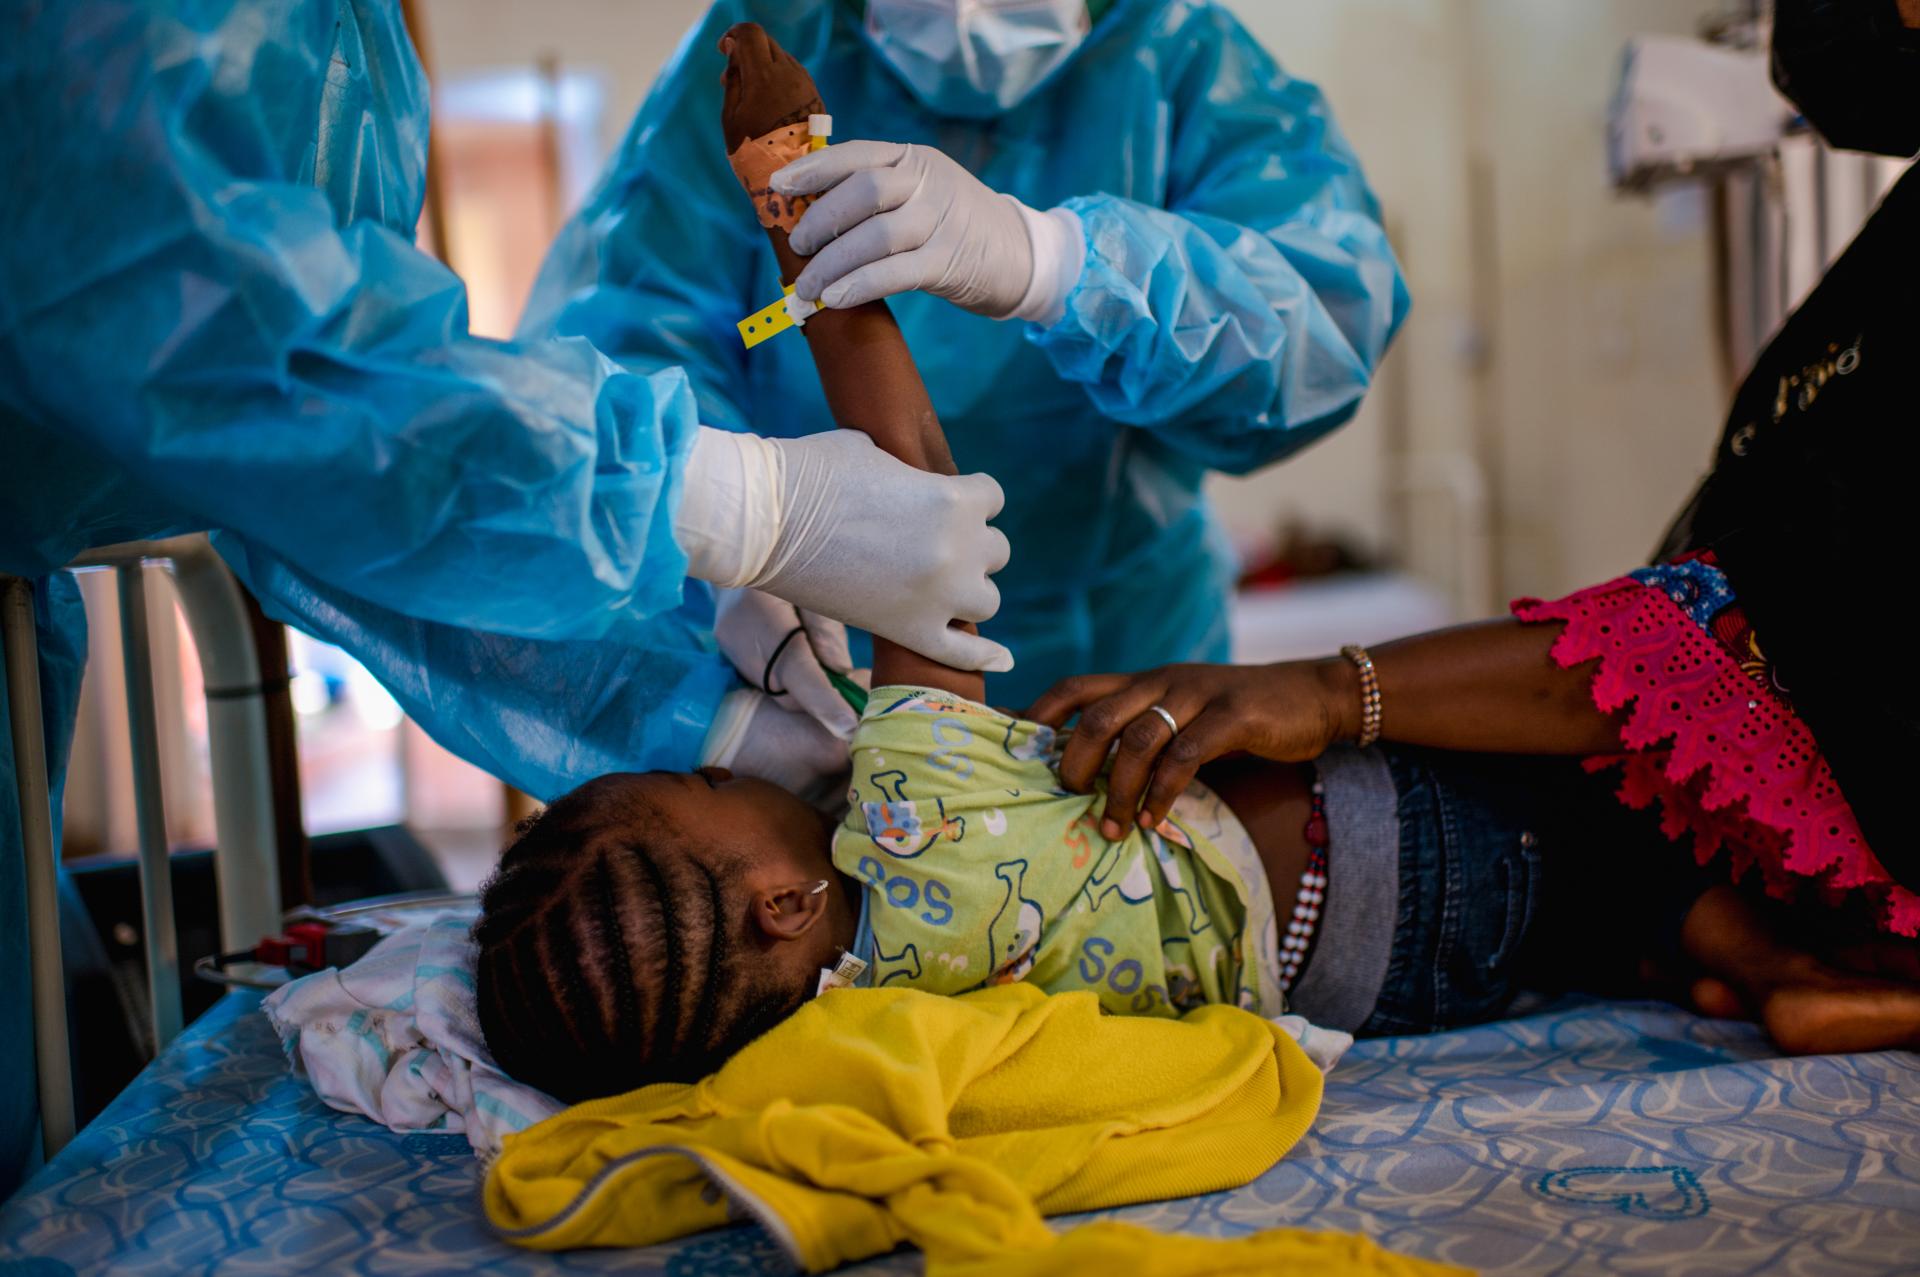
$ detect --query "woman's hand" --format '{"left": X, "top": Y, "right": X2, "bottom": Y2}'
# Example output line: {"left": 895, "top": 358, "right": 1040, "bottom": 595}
{"left": 1027, "top": 662, "right": 1356, "bottom": 839}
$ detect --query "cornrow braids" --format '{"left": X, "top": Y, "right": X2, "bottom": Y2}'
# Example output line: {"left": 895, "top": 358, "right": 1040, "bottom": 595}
{"left": 472, "top": 783, "right": 808, "bottom": 1102}
{"left": 631, "top": 844, "right": 686, "bottom": 1068}
{"left": 592, "top": 856, "right": 642, "bottom": 1062}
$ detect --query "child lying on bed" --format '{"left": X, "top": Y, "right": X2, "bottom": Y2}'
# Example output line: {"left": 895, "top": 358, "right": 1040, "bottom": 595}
{"left": 473, "top": 544, "right": 1920, "bottom": 1103}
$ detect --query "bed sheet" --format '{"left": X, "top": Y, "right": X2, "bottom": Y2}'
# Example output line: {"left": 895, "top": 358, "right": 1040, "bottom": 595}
{"left": 2, "top": 992, "right": 1915, "bottom": 1276}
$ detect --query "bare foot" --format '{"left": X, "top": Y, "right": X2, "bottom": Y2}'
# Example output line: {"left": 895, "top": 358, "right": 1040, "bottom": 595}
{"left": 1757, "top": 975, "right": 1920, "bottom": 1056}
{"left": 1688, "top": 975, "right": 1746, "bottom": 1021}
{"left": 1681, "top": 886, "right": 1920, "bottom": 1055}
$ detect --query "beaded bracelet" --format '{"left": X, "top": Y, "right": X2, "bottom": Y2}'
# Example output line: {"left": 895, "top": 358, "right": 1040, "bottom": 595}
{"left": 1340, "top": 644, "right": 1383, "bottom": 749}
{"left": 1279, "top": 780, "right": 1329, "bottom": 994}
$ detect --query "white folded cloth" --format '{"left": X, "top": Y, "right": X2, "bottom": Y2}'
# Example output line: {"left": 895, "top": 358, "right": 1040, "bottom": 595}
{"left": 262, "top": 910, "right": 559, "bottom": 1162}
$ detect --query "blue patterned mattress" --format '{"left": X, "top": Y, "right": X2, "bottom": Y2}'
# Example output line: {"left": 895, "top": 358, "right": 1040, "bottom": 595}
{"left": 2, "top": 991, "right": 1916, "bottom": 1275}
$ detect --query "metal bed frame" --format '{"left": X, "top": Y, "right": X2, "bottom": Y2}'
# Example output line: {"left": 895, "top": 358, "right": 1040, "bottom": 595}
{"left": 2, "top": 535, "right": 282, "bottom": 1158}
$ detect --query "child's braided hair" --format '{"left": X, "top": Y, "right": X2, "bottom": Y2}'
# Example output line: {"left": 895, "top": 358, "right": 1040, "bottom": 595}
{"left": 472, "top": 777, "right": 807, "bottom": 1102}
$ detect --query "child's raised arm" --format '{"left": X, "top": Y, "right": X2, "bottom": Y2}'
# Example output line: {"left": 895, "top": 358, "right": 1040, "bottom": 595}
{"left": 719, "top": 23, "right": 985, "bottom": 703}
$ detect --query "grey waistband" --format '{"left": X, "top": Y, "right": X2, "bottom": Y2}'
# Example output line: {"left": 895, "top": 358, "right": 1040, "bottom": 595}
{"left": 1287, "top": 746, "right": 1399, "bottom": 1033}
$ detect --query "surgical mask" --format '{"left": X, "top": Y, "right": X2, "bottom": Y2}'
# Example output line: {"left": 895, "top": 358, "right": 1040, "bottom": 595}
{"left": 864, "top": 0, "right": 1091, "bottom": 118}
{"left": 1771, "top": 0, "right": 1920, "bottom": 157}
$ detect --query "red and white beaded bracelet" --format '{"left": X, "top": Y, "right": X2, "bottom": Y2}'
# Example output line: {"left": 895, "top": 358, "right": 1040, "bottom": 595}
{"left": 1279, "top": 779, "right": 1330, "bottom": 994}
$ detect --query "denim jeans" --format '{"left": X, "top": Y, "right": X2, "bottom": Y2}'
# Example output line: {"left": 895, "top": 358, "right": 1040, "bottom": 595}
{"left": 1355, "top": 747, "right": 1556, "bottom": 1037}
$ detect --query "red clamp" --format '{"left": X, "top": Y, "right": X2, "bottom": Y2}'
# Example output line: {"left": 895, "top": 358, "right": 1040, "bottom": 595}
{"left": 253, "top": 921, "right": 380, "bottom": 971}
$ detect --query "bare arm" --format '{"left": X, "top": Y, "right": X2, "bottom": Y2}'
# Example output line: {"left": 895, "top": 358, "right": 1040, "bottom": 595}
{"left": 719, "top": 23, "right": 982, "bottom": 703}
{"left": 1029, "top": 617, "right": 1621, "bottom": 836}
{"left": 1335, "top": 619, "right": 1621, "bottom": 755}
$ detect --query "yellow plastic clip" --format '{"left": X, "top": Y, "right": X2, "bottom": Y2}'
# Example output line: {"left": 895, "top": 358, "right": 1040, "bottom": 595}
{"left": 738, "top": 288, "right": 795, "bottom": 349}
{"left": 737, "top": 284, "right": 824, "bottom": 350}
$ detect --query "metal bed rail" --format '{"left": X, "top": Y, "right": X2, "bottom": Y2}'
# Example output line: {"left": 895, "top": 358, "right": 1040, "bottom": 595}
{"left": 2, "top": 534, "right": 282, "bottom": 1158}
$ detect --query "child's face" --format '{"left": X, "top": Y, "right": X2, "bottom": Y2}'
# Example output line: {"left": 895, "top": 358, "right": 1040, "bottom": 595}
{"left": 581, "top": 765, "right": 855, "bottom": 979}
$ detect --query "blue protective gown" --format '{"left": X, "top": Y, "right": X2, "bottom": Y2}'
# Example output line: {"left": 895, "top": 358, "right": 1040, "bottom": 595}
{"left": 0, "top": 0, "right": 735, "bottom": 1191}
{"left": 523, "top": 0, "right": 1411, "bottom": 707}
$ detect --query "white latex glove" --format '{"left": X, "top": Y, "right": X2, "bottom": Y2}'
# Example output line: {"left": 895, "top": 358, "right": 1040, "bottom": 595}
{"left": 702, "top": 687, "right": 851, "bottom": 805}
{"left": 771, "top": 140, "right": 1085, "bottom": 323}
{"left": 677, "top": 427, "right": 1014, "bottom": 672}
{"left": 714, "top": 588, "right": 869, "bottom": 741}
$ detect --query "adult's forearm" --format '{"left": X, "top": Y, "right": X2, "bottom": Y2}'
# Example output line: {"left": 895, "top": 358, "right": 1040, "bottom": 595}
{"left": 1317, "top": 619, "right": 1624, "bottom": 755}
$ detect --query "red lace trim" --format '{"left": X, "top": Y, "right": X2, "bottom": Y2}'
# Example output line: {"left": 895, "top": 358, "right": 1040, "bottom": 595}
{"left": 1513, "top": 578, "right": 1920, "bottom": 937}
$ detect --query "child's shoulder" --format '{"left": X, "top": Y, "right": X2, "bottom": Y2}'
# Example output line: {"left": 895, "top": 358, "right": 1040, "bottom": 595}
{"left": 864, "top": 686, "right": 1008, "bottom": 722}
{"left": 853, "top": 686, "right": 1064, "bottom": 790}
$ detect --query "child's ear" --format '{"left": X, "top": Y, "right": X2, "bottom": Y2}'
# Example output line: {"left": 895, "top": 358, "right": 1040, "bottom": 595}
{"left": 752, "top": 880, "right": 830, "bottom": 943}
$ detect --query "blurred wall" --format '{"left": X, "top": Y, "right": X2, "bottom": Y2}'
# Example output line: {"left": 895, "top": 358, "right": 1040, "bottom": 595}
{"left": 1465, "top": 1, "right": 1729, "bottom": 598}
{"left": 416, "top": 0, "right": 1738, "bottom": 609}
{"left": 1211, "top": 0, "right": 1730, "bottom": 609}
{"left": 413, "top": 0, "right": 708, "bottom": 160}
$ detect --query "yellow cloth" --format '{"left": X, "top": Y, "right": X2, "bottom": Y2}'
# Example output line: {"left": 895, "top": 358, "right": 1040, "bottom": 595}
{"left": 944, "top": 1221, "right": 1459, "bottom": 1277}
{"left": 485, "top": 984, "right": 1460, "bottom": 1276}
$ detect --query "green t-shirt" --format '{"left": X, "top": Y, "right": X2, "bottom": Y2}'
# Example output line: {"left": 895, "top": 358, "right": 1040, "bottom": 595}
{"left": 832, "top": 686, "right": 1284, "bottom": 1017}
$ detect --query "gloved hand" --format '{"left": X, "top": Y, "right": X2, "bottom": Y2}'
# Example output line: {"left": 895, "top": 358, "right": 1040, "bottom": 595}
{"left": 714, "top": 588, "right": 868, "bottom": 741}
{"left": 771, "top": 140, "right": 1085, "bottom": 322}
{"left": 677, "top": 427, "right": 1015, "bottom": 672}
{"left": 703, "top": 687, "right": 852, "bottom": 804}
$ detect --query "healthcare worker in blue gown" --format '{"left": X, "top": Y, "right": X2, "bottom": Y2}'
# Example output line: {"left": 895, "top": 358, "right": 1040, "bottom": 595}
{"left": 522, "top": 0, "right": 1411, "bottom": 709}
{"left": 0, "top": 0, "right": 1012, "bottom": 1197}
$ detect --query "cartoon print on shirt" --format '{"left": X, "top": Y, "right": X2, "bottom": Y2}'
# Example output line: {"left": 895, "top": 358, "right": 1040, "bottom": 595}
{"left": 1147, "top": 827, "right": 1208, "bottom": 935}
{"left": 988, "top": 859, "right": 1044, "bottom": 984}
{"left": 1079, "top": 838, "right": 1155, "bottom": 914}
{"left": 1160, "top": 937, "right": 1207, "bottom": 1012}
{"left": 1063, "top": 811, "right": 1096, "bottom": 870}
{"left": 925, "top": 711, "right": 977, "bottom": 782}
{"left": 865, "top": 797, "right": 932, "bottom": 857}
{"left": 873, "top": 935, "right": 924, "bottom": 987}
{"left": 862, "top": 768, "right": 968, "bottom": 857}
{"left": 1003, "top": 718, "right": 1056, "bottom": 763}
{"left": 869, "top": 769, "right": 910, "bottom": 803}
{"left": 839, "top": 688, "right": 1277, "bottom": 1018}
{"left": 863, "top": 799, "right": 968, "bottom": 857}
